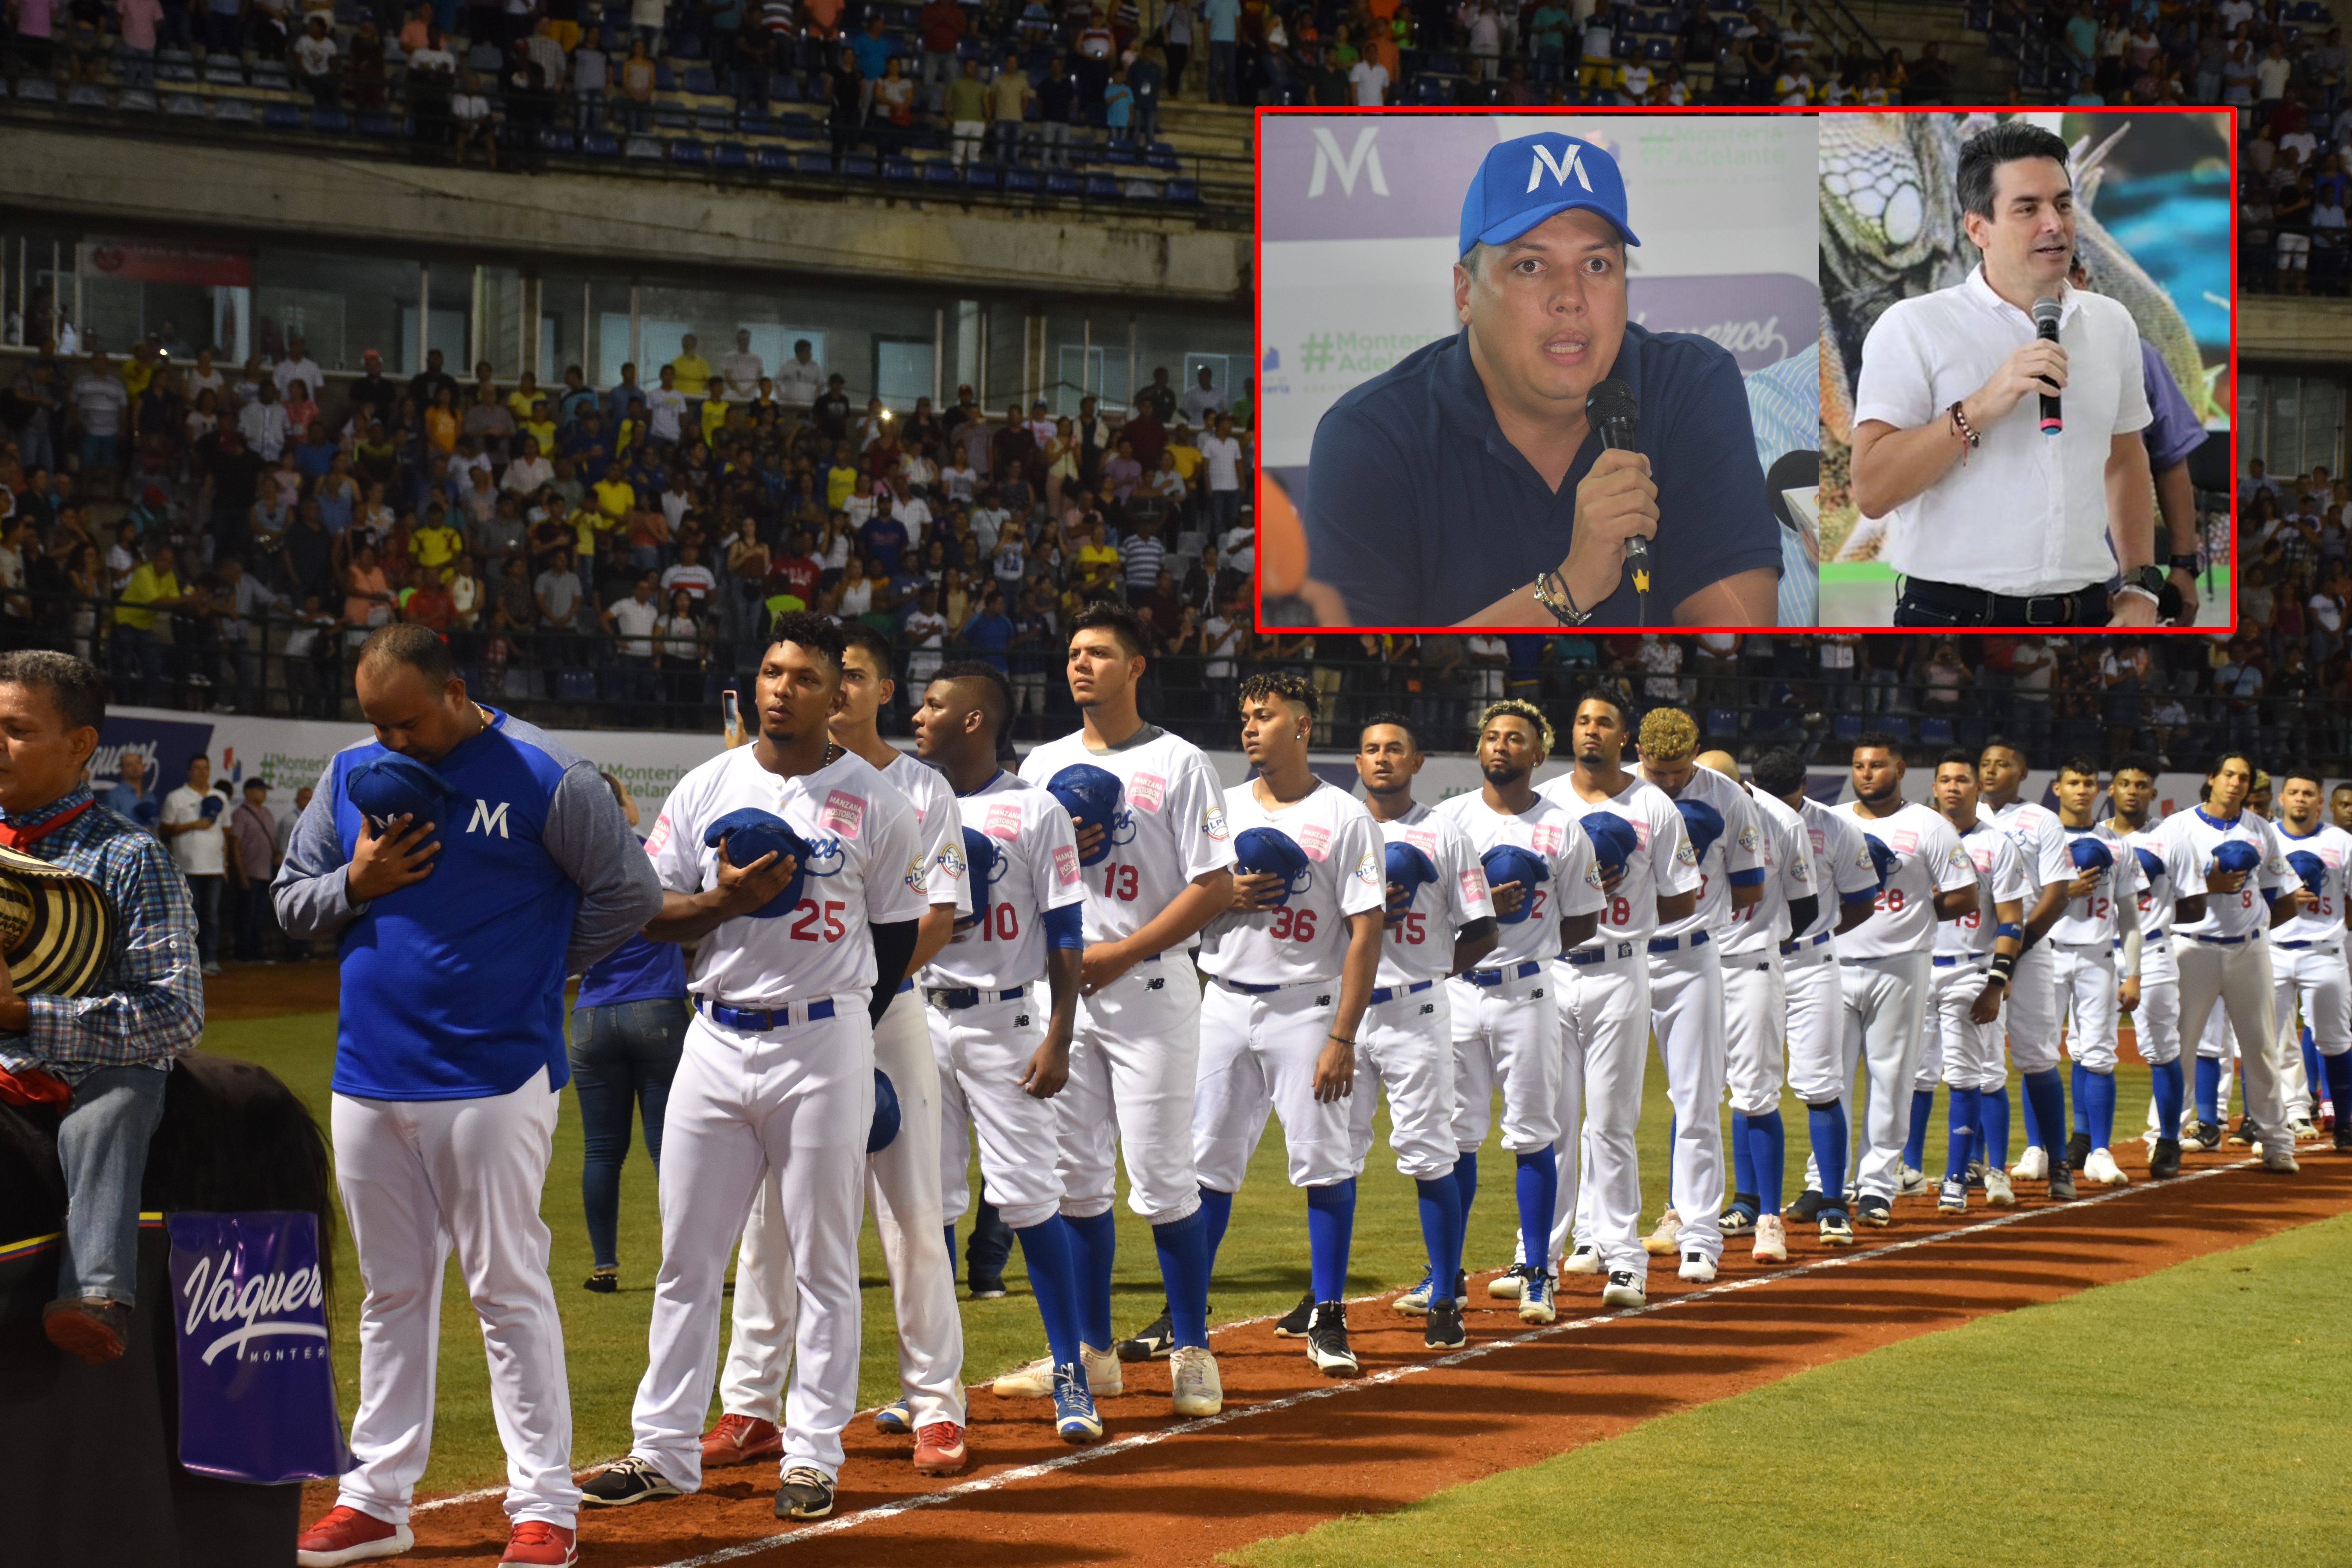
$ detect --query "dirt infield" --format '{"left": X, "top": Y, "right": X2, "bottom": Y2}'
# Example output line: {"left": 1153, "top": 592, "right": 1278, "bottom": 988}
{"left": 307, "top": 1143, "right": 2352, "bottom": 1567}
{"left": 203, "top": 959, "right": 342, "bottom": 1020}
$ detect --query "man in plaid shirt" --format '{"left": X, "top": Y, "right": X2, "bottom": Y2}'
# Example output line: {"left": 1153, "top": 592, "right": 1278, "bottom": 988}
{"left": 0, "top": 650, "right": 203, "bottom": 1364}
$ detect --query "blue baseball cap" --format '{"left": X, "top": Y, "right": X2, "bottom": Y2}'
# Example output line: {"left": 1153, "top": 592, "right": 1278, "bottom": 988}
{"left": 1459, "top": 132, "right": 1642, "bottom": 261}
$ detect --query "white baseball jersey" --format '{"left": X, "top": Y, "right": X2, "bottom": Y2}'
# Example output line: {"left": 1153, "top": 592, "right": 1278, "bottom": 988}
{"left": 884, "top": 750, "right": 974, "bottom": 919}
{"left": 1937, "top": 818, "right": 2029, "bottom": 958}
{"left": 1432, "top": 790, "right": 1604, "bottom": 966}
{"left": 1797, "top": 794, "right": 1882, "bottom": 945}
{"left": 648, "top": 746, "right": 930, "bottom": 1007}
{"left": 1018, "top": 724, "right": 1236, "bottom": 943}
{"left": 1198, "top": 780, "right": 1385, "bottom": 987}
{"left": 1643, "top": 761, "right": 1766, "bottom": 941}
{"left": 1833, "top": 800, "right": 1975, "bottom": 959}
{"left": 2273, "top": 822, "right": 2352, "bottom": 947}
{"left": 2125, "top": 817, "right": 2207, "bottom": 951}
{"left": 2049, "top": 821, "right": 2144, "bottom": 947}
{"left": 2166, "top": 806, "right": 2293, "bottom": 942}
{"left": 1983, "top": 796, "right": 2074, "bottom": 903}
{"left": 1535, "top": 772, "right": 1698, "bottom": 942}
{"left": 1721, "top": 784, "right": 1813, "bottom": 956}
{"left": 921, "top": 770, "right": 1085, "bottom": 991}
{"left": 1375, "top": 801, "right": 1497, "bottom": 987}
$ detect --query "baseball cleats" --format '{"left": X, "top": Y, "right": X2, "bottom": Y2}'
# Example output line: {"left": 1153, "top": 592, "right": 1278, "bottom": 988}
{"left": 1052, "top": 1363, "right": 1103, "bottom": 1443}
{"left": 1116, "top": 1303, "right": 1179, "bottom": 1361}
{"left": 2083, "top": 1148, "right": 2130, "bottom": 1187}
{"left": 913, "top": 1422, "right": 968, "bottom": 1475}
{"left": 1425, "top": 1297, "right": 1467, "bottom": 1350}
{"left": 1518, "top": 1270, "right": 1557, "bottom": 1325}
{"left": 2047, "top": 1160, "right": 2078, "bottom": 1203}
{"left": 1983, "top": 1167, "right": 2017, "bottom": 1207}
{"left": 774, "top": 1467, "right": 835, "bottom": 1521}
{"left": 1751, "top": 1214, "right": 1788, "bottom": 1265}
{"left": 581, "top": 1456, "right": 681, "bottom": 1508}
{"left": 1601, "top": 1271, "right": 1646, "bottom": 1309}
{"left": 874, "top": 1399, "right": 912, "bottom": 1435}
{"left": 1785, "top": 1189, "right": 1825, "bottom": 1223}
{"left": 1818, "top": 1211, "right": 1855, "bottom": 1247}
{"left": 1719, "top": 1198, "right": 1759, "bottom": 1236}
{"left": 1561, "top": 1243, "right": 1603, "bottom": 1276}
{"left": 2289, "top": 1117, "right": 2321, "bottom": 1142}
{"left": 1936, "top": 1177, "right": 1967, "bottom": 1215}
{"left": 1964, "top": 1158, "right": 1987, "bottom": 1191}
{"left": 2065, "top": 1132, "right": 2094, "bottom": 1175}
{"left": 2227, "top": 1117, "right": 2258, "bottom": 1148}
{"left": 1488, "top": 1261, "right": 1530, "bottom": 1299}
{"left": 1396, "top": 1267, "right": 1467, "bottom": 1316}
{"left": 1677, "top": 1251, "right": 1717, "bottom": 1284}
{"left": 1896, "top": 1166, "right": 1929, "bottom": 1198}
{"left": 2263, "top": 1145, "right": 2301, "bottom": 1174}
{"left": 1642, "top": 1209, "right": 1684, "bottom": 1256}
{"left": 1306, "top": 1301, "right": 1359, "bottom": 1375}
{"left": 2148, "top": 1137, "right": 2183, "bottom": 1179}
{"left": 2010, "top": 1145, "right": 2049, "bottom": 1181}
{"left": 1273, "top": 1291, "right": 1316, "bottom": 1339}
{"left": 701, "top": 1413, "right": 782, "bottom": 1467}
{"left": 295, "top": 1506, "right": 414, "bottom": 1566}
{"left": 499, "top": 1523, "right": 577, "bottom": 1566}
{"left": 2183, "top": 1120, "right": 2223, "bottom": 1152}
{"left": 995, "top": 1343, "right": 1123, "bottom": 1399}
{"left": 1169, "top": 1345, "right": 1223, "bottom": 1417}
{"left": 1856, "top": 1194, "right": 1893, "bottom": 1228}
{"left": 2336, "top": 1125, "right": 2352, "bottom": 1154}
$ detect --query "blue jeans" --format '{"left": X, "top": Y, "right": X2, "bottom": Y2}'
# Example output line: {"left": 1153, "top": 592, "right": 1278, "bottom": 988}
{"left": 56, "top": 1065, "right": 170, "bottom": 1305}
{"left": 1207, "top": 38, "right": 1236, "bottom": 102}
{"left": 568, "top": 995, "right": 688, "bottom": 1269}
{"left": 186, "top": 873, "right": 221, "bottom": 966}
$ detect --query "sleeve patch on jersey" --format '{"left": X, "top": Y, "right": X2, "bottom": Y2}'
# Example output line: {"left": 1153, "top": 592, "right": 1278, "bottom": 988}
{"left": 1530, "top": 823, "right": 1564, "bottom": 855}
{"left": 1585, "top": 862, "right": 1605, "bottom": 890}
{"left": 905, "top": 851, "right": 930, "bottom": 891}
{"left": 1631, "top": 820, "right": 1650, "bottom": 850}
{"left": 1355, "top": 850, "right": 1381, "bottom": 886}
{"left": 1405, "top": 827, "right": 1439, "bottom": 854}
{"left": 1202, "top": 802, "right": 1229, "bottom": 841}
{"left": 1129, "top": 771, "right": 1167, "bottom": 813}
{"left": 1971, "top": 848, "right": 1994, "bottom": 873}
{"left": 1675, "top": 839, "right": 1699, "bottom": 867}
{"left": 1299, "top": 823, "right": 1332, "bottom": 862}
{"left": 1889, "top": 828, "right": 1918, "bottom": 854}
{"left": 1737, "top": 823, "right": 1760, "bottom": 854}
{"left": 820, "top": 789, "right": 866, "bottom": 841}
{"left": 986, "top": 803, "right": 1024, "bottom": 840}
{"left": 1462, "top": 868, "right": 1490, "bottom": 904}
{"left": 938, "top": 841, "right": 969, "bottom": 881}
{"left": 645, "top": 814, "right": 671, "bottom": 856}
{"left": 1053, "top": 844, "right": 1081, "bottom": 886}
{"left": 1809, "top": 828, "right": 1826, "bottom": 855}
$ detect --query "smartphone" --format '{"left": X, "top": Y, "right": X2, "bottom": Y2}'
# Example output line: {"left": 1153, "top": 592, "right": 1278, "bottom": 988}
{"left": 721, "top": 688, "right": 740, "bottom": 736}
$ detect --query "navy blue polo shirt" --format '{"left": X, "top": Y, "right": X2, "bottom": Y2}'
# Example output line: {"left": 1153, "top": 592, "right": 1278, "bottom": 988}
{"left": 1303, "top": 321, "right": 1780, "bottom": 626}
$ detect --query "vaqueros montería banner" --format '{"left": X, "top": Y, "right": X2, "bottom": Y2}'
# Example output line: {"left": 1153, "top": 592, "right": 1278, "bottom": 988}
{"left": 169, "top": 1211, "right": 352, "bottom": 1484}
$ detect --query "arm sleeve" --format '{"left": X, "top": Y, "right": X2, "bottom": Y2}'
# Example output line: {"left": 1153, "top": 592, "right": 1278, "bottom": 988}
{"left": 1336, "top": 813, "right": 1386, "bottom": 918}
{"left": 867, "top": 918, "right": 921, "bottom": 1025}
{"left": 543, "top": 760, "right": 668, "bottom": 975}
{"left": 1654, "top": 345, "right": 1784, "bottom": 613}
{"left": 1171, "top": 753, "right": 1240, "bottom": 881}
{"left": 1300, "top": 398, "right": 1430, "bottom": 626}
{"left": 269, "top": 758, "right": 367, "bottom": 942}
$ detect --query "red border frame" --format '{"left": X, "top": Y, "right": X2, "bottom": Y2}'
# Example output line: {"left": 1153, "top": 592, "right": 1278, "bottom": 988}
{"left": 1249, "top": 103, "right": 2239, "bottom": 637}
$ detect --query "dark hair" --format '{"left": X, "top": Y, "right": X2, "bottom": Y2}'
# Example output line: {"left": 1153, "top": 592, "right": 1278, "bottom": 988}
{"left": 1935, "top": 748, "right": 1976, "bottom": 771}
{"left": 2056, "top": 754, "right": 2101, "bottom": 780}
{"left": 2206, "top": 748, "right": 2258, "bottom": 780}
{"left": 1752, "top": 747, "right": 1807, "bottom": 796}
{"left": 767, "top": 611, "right": 848, "bottom": 671}
{"left": 2280, "top": 767, "right": 2328, "bottom": 793}
{"left": 1572, "top": 683, "right": 1633, "bottom": 733}
{"left": 2109, "top": 751, "right": 2161, "bottom": 781}
{"left": 1069, "top": 600, "right": 1151, "bottom": 660}
{"left": 356, "top": 623, "right": 457, "bottom": 686}
{"left": 936, "top": 658, "right": 1013, "bottom": 745}
{"left": 838, "top": 622, "right": 896, "bottom": 677}
{"left": 1981, "top": 734, "right": 2027, "bottom": 766}
{"left": 1360, "top": 711, "right": 1421, "bottom": 753}
{"left": 1957, "top": 121, "right": 2072, "bottom": 221}
{"left": 0, "top": 649, "right": 105, "bottom": 736}
{"left": 1239, "top": 670, "right": 1318, "bottom": 720}
{"left": 1855, "top": 729, "right": 1904, "bottom": 755}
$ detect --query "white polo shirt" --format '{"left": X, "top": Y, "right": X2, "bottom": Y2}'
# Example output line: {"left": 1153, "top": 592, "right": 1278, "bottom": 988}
{"left": 1853, "top": 266, "right": 2153, "bottom": 595}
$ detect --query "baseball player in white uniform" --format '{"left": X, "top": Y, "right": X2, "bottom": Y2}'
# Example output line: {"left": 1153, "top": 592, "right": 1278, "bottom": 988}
{"left": 1435, "top": 700, "right": 1602, "bottom": 1326}
{"left": 1979, "top": 739, "right": 2083, "bottom": 1191}
{"left": 1831, "top": 733, "right": 1977, "bottom": 1227}
{"left": 1018, "top": 602, "right": 1236, "bottom": 1417}
{"left": 2271, "top": 770, "right": 2352, "bottom": 1151}
{"left": 1754, "top": 750, "right": 1880, "bottom": 1248}
{"left": 907, "top": 661, "right": 1105, "bottom": 1442}
{"left": 1925, "top": 750, "right": 2029, "bottom": 1214}
{"left": 2111, "top": 755, "right": 2207, "bottom": 1178}
{"left": 1541, "top": 688, "right": 1697, "bottom": 1308}
{"left": 1193, "top": 671, "right": 1385, "bottom": 1376}
{"left": 1626, "top": 713, "right": 1762, "bottom": 1283}
{"left": 2163, "top": 751, "right": 2303, "bottom": 1173}
{"left": 1699, "top": 749, "right": 1819, "bottom": 1265}
{"left": 2049, "top": 757, "right": 2144, "bottom": 1187}
{"left": 703, "top": 624, "right": 976, "bottom": 1479}
{"left": 581, "top": 615, "right": 930, "bottom": 1525}
{"left": 1356, "top": 713, "right": 1499, "bottom": 1346}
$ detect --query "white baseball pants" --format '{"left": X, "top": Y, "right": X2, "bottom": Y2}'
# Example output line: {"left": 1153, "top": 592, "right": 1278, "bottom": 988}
{"left": 1839, "top": 951, "right": 1931, "bottom": 1202}
{"left": 932, "top": 989, "right": 1064, "bottom": 1231}
{"left": 1057, "top": 951, "right": 1204, "bottom": 1225}
{"left": 633, "top": 1006, "right": 871, "bottom": 1488}
{"left": 1195, "top": 977, "right": 1358, "bottom": 1192}
{"left": 1928, "top": 956, "right": 2004, "bottom": 1092}
{"left": 1648, "top": 942, "right": 1727, "bottom": 1265}
{"left": 2274, "top": 942, "right": 2349, "bottom": 1120}
{"left": 1721, "top": 948, "right": 1787, "bottom": 1120}
{"left": 1350, "top": 983, "right": 1458, "bottom": 1181}
{"left": 2053, "top": 942, "right": 2121, "bottom": 1073}
{"left": 1552, "top": 943, "right": 1651, "bottom": 1281}
{"left": 1782, "top": 945, "right": 1845, "bottom": 1106}
{"left": 331, "top": 1068, "right": 576, "bottom": 1530}
{"left": 723, "top": 987, "right": 966, "bottom": 1433}
{"left": 1448, "top": 964, "right": 1562, "bottom": 1154}
{"left": 2003, "top": 943, "right": 2063, "bottom": 1074}
{"left": 2174, "top": 933, "right": 2287, "bottom": 1147}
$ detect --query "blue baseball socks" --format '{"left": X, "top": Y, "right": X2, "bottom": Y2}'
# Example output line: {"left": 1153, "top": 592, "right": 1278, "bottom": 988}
{"left": 1806, "top": 1100, "right": 1849, "bottom": 1217}
{"left": 1417, "top": 1172, "right": 1465, "bottom": 1306}
{"left": 1903, "top": 1088, "right": 1934, "bottom": 1173}
{"left": 1944, "top": 1086, "right": 1980, "bottom": 1182}
{"left": 1014, "top": 1214, "right": 1085, "bottom": 1368}
{"left": 1305, "top": 1178, "right": 1356, "bottom": 1303}
{"left": 1515, "top": 1148, "right": 1557, "bottom": 1275}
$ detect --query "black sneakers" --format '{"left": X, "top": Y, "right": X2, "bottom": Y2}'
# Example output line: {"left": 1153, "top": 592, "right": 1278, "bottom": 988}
{"left": 2183, "top": 1120, "right": 2223, "bottom": 1152}
{"left": 1305, "top": 1300, "right": 1358, "bottom": 1376}
{"left": 1786, "top": 1188, "right": 1826, "bottom": 1223}
{"left": 2065, "top": 1131, "right": 2094, "bottom": 1173}
{"left": 2149, "top": 1137, "right": 2183, "bottom": 1179}
{"left": 2047, "top": 1158, "right": 2078, "bottom": 1203}
{"left": 1424, "top": 1297, "right": 1466, "bottom": 1350}
{"left": 1856, "top": 1194, "right": 1893, "bottom": 1228}
{"left": 1116, "top": 1302, "right": 1181, "bottom": 1361}
{"left": 581, "top": 1456, "right": 681, "bottom": 1508}
{"left": 1272, "top": 1291, "right": 1315, "bottom": 1339}
{"left": 774, "top": 1466, "right": 834, "bottom": 1520}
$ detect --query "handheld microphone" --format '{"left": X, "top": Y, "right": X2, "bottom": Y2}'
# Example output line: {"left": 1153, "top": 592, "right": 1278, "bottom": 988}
{"left": 2031, "top": 297, "right": 2063, "bottom": 436}
{"left": 1584, "top": 379, "right": 1650, "bottom": 614}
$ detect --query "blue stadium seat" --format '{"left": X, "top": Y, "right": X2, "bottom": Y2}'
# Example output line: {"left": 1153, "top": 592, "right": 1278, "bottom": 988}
{"left": 1002, "top": 165, "right": 1040, "bottom": 194}
{"left": 737, "top": 108, "right": 771, "bottom": 134}
{"left": 263, "top": 103, "right": 303, "bottom": 129}
{"left": 840, "top": 152, "right": 876, "bottom": 176}
{"left": 884, "top": 155, "right": 919, "bottom": 180}
{"left": 557, "top": 670, "right": 598, "bottom": 701}
{"left": 540, "top": 127, "right": 577, "bottom": 152}
{"left": 713, "top": 140, "right": 748, "bottom": 167}
{"left": 164, "top": 92, "right": 206, "bottom": 116}
{"left": 669, "top": 138, "right": 708, "bottom": 165}
{"left": 1705, "top": 709, "right": 1739, "bottom": 738}
{"left": 357, "top": 109, "right": 399, "bottom": 135}
{"left": 1919, "top": 717, "right": 1955, "bottom": 746}
{"left": 1043, "top": 169, "right": 1080, "bottom": 196}
{"left": 922, "top": 160, "right": 960, "bottom": 187}
{"left": 584, "top": 130, "right": 622, "bottom": 156}
{"left": 756, "top": 145, "right": 795, "bottom": 171}
{"left": 1646, "top": 36, "right": 1672, "bottom": 61}
{"left": 655, "top": 62, "right": 677, "bottom": 90}
{"left": 212, "top": 95, "right": 256, "bottom": 122}
{"left": 771, "top": 71, "right": 799, "bottom": 100}
{"left": 1424, "top": 52, "right": 1458, "bottom": 74}
{"left": 793, "top": 150, "right": 833, "bottom": 173}
{"left": 1146, "top": 151, "right": 1178, "bottom": 172}
{"left": 655, "top": 108, "right": 691, "bottom": 130}
{"left": 1083, "top": 172, "right": 1118, "bottom": 199}
{"left": 1878, "top": 717, "right": 1912, "bottom": 742}
{"left": 1163, "top": 178, "right": 1198, "bottom": 203}
{"left": 682, "top": 65, "right": 718, "bottom": 93}
{"left": 693, "top": 108, "right": 733, "bottom": 133}
{"left": 1613, "top": 31, "right": 1637, "bottom": 56}
{"left": 1833, "top": 713, "right": 1862, "bottom": 742}
{"left": 963, "top": 165, "right": 998, "bottom": 191}
{"left": 1956, "top": 719, "right": 1987, "bottom": 751}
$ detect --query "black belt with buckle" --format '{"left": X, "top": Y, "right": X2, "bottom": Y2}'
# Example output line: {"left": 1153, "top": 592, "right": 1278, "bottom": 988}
{"left": 1895, "top": 577, "right": 2109, "bottom": 628}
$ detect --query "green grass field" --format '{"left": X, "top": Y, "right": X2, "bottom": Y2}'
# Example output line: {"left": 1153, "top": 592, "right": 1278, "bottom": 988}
{"left": 1231, "top": 1206, "right": 2352, "bottom": 1568}
{"left": 212, "top": 1007, "right": 2153, "bottom": 1494}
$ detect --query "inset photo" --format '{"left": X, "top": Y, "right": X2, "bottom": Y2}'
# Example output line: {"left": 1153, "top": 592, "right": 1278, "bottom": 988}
{"left": 1256, "top": 111, "right": 1820, "bottom": 630}
{"left": 1820, "top": 109, "right": 2235, "bottom": 629}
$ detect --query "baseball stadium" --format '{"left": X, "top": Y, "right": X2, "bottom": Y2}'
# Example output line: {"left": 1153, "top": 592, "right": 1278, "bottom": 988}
{"left": 4, "top": 0, "right": 2351, "bottom": 1562}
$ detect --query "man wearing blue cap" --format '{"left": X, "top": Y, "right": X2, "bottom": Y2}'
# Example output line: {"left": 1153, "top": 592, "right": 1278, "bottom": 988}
{"left": 2269, "top": 771, "right": 2351, "bottom": 1149}
{"left": 2047, "top": 757, "right": 2143, "bottom": 1187}
{"left": 1303, "top": 129, "right": 1783, "bottom": 629}
{"left": 2108, "top": 755, "right": 2206, "bottom": 1177}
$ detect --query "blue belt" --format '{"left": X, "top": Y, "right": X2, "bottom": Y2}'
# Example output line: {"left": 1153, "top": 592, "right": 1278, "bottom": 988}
{"left": 1465, "top": 960, "right": 1543, "bottom": 987}
{"left": 898, "top": 978, "right": 915, "bottom": 994}
{"left": 925, "top": 983, "right": 1026, "bottom": 1011}
{"left": 2275, "top": 940, "right": 2337, "bottom": 951}
{"left": 2190, "top": 933, "right": 2248, "bottom": 946}
{"left": 1564, "top": 940, "right": 1640, "bottom": 967}
{"left": 1369, "top": 979, "right": 1434, "bottom": 1006}
{"left": 1932, "top": 953, "right": 1987, "bottom": 968}
{"left": 1779, "top": 932, "right": 1832, "bottom": 956}
{"left": 1647, "top": 931, "right": 1710, "bottom": 955}
{"left": 699, "top": 996, "right": 836, "bottom": 1031}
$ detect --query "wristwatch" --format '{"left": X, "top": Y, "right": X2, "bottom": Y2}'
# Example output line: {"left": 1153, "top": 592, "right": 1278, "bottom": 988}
{"left": 2166, "top": 553, "right": 2200, "bottom": 573}
{"left": 2116, "top": 565, "right": 2165, "bottom": 605}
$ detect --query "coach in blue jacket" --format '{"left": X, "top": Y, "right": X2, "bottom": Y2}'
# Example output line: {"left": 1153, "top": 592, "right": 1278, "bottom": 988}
{"left": 273, "top": 624, "right": 664, "bottom": 1568}
{"left": 1303, "top": 131, "right": 1782, "bottom": 628}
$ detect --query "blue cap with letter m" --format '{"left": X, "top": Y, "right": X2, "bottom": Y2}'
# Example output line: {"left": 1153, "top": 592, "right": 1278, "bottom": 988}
{"left": 1459, "top": 132, "right": 1642, "bottom": 261}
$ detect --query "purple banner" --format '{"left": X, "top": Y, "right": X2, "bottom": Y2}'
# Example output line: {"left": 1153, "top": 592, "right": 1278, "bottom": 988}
{"left": 1261, "top": 118, "right": 1504, "bottom": 242}
{"left": 1629, "top": 274, "right": 1819, "bottom": 374}
{"left": 169, "top": 1211, "right": 352, "bottom": 1485}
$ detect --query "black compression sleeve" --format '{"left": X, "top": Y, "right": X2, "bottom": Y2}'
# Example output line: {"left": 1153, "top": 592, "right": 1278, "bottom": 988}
{"left": 867, "top": 918, "right": 921, "bottom": 1027}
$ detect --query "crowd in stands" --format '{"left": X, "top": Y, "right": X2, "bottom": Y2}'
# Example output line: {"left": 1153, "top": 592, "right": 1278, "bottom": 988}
{"left": 0, "top": 319, "right": 1263, "bottom": 734}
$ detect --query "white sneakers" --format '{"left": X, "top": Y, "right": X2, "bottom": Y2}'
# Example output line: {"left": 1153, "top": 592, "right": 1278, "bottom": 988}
{"left": 1677, "top": 1251, "right": 1718, "bottom": 1284}
{"left": 993, "top": 1343, "right": 1122, "bottom": 1399}
{"left": 1561, "top": 1243, "right": 1603, "bottom": 1276}
{"left": 1751, "top": 1214, "right": 1788, "bottom": 1265}
{"left": 1983, "top": 1167, "right": 2017, "bottom": 1207}
{"left": 2009, "top": 1145, "right": 2049, "bottom": 1181}
{"left": 1169, "top": 1345, "right": 1222, "bottom": 1417}
{"left": 1642, "top": 1209, "right": 1684, "bottom": 1257}
{"left": 2082, "top": 1148, "right": 2130, "bottom": 1188}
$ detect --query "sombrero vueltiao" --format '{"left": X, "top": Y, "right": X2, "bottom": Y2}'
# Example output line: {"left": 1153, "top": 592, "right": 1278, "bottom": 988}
{"left": 0, "top": 843, "right": 117, "bottom": 996}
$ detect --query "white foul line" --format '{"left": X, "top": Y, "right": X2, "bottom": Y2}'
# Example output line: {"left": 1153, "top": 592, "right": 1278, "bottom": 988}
{"left": 650, "top": 1158, "right": 2263, "bottom": 1566}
